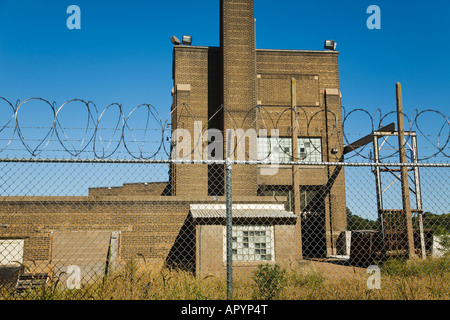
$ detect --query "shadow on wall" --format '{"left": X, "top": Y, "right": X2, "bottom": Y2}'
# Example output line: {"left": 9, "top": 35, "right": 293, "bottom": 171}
{"left": 164, "top": 213, "right": 196, "bottom": 273}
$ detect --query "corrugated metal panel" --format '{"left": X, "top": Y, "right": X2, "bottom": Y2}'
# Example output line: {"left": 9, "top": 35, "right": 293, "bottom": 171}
{"left": 190, "top": 204, "right": 297, "bottom": 219}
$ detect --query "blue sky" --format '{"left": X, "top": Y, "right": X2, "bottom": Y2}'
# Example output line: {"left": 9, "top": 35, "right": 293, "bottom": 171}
{"left": 0, "top": 0, "right": 448, "bottom": 160}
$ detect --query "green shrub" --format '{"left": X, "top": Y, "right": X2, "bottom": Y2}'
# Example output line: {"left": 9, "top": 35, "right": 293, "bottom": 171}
{"left": 252, "top": 264, "right": 287, "bottom": 300}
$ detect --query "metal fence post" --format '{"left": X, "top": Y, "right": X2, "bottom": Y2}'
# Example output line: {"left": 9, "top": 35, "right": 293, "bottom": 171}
{"left": 226, "top": 160, "right": 233, "bottom": 300}
{"left": 226, "top": 130, "right": 233, "bottom": 300}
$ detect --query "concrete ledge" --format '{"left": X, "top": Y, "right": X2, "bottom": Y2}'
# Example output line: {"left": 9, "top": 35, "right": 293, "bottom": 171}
{"left": 325, "top": 88, "right": 340, "bottom": 96}
{"left": 0, "top": 195, "right": 288, "bottom": 203}
{"left": 176, "top": 84, "right": 191, "bottom": 92}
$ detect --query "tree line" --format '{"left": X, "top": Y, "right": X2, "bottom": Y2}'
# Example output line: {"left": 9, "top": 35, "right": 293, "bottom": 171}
{"left": 346, "top": 208, "right": 450, "bottom": 235}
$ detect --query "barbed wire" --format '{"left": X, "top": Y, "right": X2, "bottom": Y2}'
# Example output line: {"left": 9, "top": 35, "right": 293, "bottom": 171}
{"left": 342, "top": 106, "right": 450, "bottom": 161}
{"left": 0, "top": 97, "right": 448, "bottom": 162}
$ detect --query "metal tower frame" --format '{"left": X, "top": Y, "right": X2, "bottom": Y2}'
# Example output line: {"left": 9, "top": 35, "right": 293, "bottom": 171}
{"left": 372, "top": 130, "right": 426, "bottom": 259}
{"left": 343, "top": 83, "right": 427, "bottom": 260}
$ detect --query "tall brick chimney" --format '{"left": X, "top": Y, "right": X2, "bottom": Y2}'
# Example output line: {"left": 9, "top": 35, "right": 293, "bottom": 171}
{"left": 221, "top": 0, "right": 258, "bottom": 196}
{"left": 221, "top": 0, "right": 256, "bottom": 122}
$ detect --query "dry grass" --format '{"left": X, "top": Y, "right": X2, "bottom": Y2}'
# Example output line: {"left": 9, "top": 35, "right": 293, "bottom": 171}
{"left": 1, "top": 256, "right": 449, "bottom": 300}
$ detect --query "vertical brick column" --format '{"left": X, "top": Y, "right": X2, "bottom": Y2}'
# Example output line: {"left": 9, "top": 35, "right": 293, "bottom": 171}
{"left": 221, "top": 0, "right": 257, "bottom": 196}
{"left": 324, "top": 88, "right": 347, "bottom": 255}
{"left": 172, "top": 47, "right": 210, "bottom": 198}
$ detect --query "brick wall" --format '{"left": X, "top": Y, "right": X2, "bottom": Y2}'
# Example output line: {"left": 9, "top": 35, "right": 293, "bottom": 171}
{"left": 0, "top": 198, "right": 191, "bottom": 271}
{"left": 255, "top": 49, "right": 347, "bottom": 255}
{"left": 221, "top": 0, "right": 258, "bottom": 197}
{"left": 0, "top": 195, "right": 291, "bottom": 273}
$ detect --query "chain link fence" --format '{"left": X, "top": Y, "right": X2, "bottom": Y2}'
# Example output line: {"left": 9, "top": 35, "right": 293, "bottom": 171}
{"left": 0, "top": 97, "right": 449, "bottom": 300}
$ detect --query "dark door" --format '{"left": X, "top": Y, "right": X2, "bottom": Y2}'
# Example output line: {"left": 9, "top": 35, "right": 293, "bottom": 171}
{"left": 300, "top": 189, "right": 327, "bottom": 258}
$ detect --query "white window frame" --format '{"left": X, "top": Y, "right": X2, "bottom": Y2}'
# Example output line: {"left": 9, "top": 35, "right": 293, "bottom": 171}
{"left": 223, "top": 225, "right": 275, "bottom": 262}
{"left": 257, "top": 137, "right": 322, "bottom": 162}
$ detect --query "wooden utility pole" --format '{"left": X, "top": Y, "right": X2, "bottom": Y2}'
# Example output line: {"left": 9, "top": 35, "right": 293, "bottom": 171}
{"left": 291, "top": 78, "right": 302, "bottom": 259}
{"left": 396, "top": 82, "right": 416, "bottom": 259}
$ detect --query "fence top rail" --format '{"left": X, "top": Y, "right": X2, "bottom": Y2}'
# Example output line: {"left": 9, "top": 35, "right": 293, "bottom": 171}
{"left": 0, "top": 157, "right": 448, "bottom": 167}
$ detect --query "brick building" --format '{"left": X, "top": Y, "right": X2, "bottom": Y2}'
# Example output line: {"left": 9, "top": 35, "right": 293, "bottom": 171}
{"left": 0, "top": 0, "right": 346, "bottom": 282}
{"left": 170, "top": 0, "right": 347, "bottom": 275}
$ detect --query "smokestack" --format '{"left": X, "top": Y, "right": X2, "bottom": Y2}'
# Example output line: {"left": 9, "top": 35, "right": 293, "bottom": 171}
{"left": 221, "top": 0, "right": 256, "bottom": 125}
{"left": 221, "top": 0, "right": 258, "bottom": 196}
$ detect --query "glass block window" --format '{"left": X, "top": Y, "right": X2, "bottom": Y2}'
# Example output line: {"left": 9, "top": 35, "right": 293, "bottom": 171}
{"left": 257, "top": 137, "right": 322, "bottom": 162}
{"left": 229, "top": 226, "right": 274, "bottom": 262}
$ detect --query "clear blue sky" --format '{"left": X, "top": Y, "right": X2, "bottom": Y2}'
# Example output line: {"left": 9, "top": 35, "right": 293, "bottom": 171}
{"left": 0, "top": 0, "right": 448, "bottom": 158}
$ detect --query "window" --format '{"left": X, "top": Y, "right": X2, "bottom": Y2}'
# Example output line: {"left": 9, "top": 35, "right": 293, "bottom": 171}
{"left": 257, "top": 137, "right": 322, "bottom": 162}
{"left": 225, "top": 226, "right": 274, "bottom": 262}
{"left": 258, "top": 186, "right": 323, "bottom": 213}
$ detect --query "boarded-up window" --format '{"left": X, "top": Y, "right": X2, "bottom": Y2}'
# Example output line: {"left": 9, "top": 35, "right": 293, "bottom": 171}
{"left": 258, "top": 74, "right": 320, "bottom": 107}
{"left": 51, "top": 231, "right": 116, "bottom": 285}
{"left": 0, "top": 239, "right": 24, "bottom": 266}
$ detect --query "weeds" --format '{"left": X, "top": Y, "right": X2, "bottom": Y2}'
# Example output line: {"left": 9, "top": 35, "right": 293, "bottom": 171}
{"left": 289, "top": 269, "right": 325, "bottom": 288}
{"left": 380, "top": 255, "right": 450, "bottom": 277}
{"left": 1, "top": 255, "right": 449, "bottom": 300}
